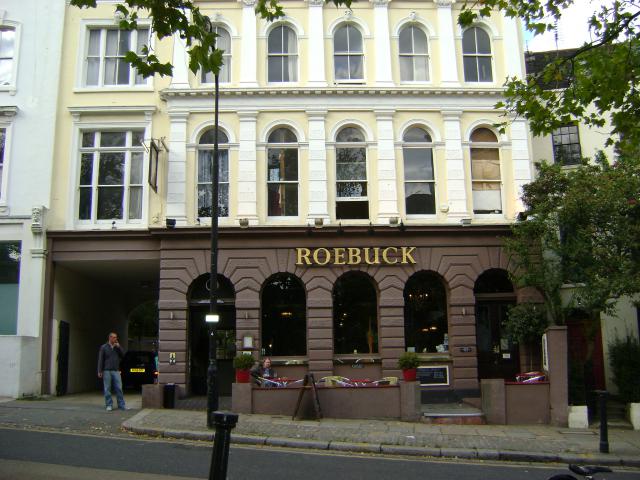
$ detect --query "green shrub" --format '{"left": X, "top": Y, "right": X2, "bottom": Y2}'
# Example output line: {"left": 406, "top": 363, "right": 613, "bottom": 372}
{"left": 503, "top": 303, "right": 548, "bottom": 344}
{"left": 609, "top": 336, "right": 640, "bottom": 402}
{"left": 233, "top": 353, "right": 255, "bottom": 370}
{"left": 398, "top": 351, "right": 420, "bottom": 370}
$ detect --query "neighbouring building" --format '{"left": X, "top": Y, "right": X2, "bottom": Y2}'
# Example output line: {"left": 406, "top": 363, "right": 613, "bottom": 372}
{"left": 0, "top": 2, "right": 65, "bottom": 397}
{"left": 41, "top": 0, "right": 536, "bottom": 409}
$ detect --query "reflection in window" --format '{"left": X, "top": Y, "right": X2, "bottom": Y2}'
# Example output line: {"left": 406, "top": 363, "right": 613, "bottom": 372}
{"left": 78, "top": 130, "right": 145, "bottom": 222}
{"left": 399, "top": 25, "right": 429, "bottom": 82}
{"left": 201, "top": 26, "right": 231, "bottom": 83}
{"left": 552, "top": 124, "right": 582, "bottom": 165}
{"left": 334, "top": 24, "right": 364, "bottom": 81}
{"left": 268, "top": 25, "right": 298, "bottom": 82}
{"left": 335, "top": 127, "right": 368, "bottom": 219}
{"left": 198, "top": 128, "right": 229, "bottom": 218}
{"left": 333, "top": 272, "right": 377, "bottom": 354}
{"left": 262, "top": 273, "right": 306, "bottom": 356}
{"left": 463, "top": 27, "right": 492, "bottom": 82}
{"left": 403, "top": 127, "right": 435, "bottom": 215}
{"left": 470, "top": 128, "right": 502, "bottom": 214}
{"left": 404, "top": 272, "right": 448, "bottom": 354}
{"left": 267, "top": 128, "right": 298, "bottom": 216}
{"left": 0, "top": 27, "right": 16, "bottom": 86}
{"left": 0, "top": 241, "right": 20, "bottom": 335}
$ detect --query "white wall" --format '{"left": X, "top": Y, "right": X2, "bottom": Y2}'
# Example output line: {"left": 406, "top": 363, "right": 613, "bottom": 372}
{"left": 601, "top": 297, "right": 639, "bottom": 394}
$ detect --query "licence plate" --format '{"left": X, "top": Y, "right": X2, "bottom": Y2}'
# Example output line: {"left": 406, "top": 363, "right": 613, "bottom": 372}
{"left": 130, "top": 368, "right": 145, "bottom": 373}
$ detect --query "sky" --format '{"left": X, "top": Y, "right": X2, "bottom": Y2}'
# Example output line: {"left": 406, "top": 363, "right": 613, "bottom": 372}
{"left": 524, "top": 0, "right": 605, "bottom": 52}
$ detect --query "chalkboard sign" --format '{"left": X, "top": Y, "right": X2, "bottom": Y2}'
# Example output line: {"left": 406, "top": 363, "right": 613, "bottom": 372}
{"left": 418, "top": 365, "right": 449, "bottom": 386}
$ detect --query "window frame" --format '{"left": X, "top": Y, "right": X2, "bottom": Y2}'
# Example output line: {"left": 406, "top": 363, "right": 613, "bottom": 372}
{"left": 0, "top": 22, "right": 19, "bottom": 92}
{"left": 469, "top": 128, "right": 503, "bottom": 216}
{"left": 552, "top": 124, "right": 582, "bottom": 166}
{"left": 402, "top": 127, "right": 436, "bottom": 217}
{"left": 200, "top": 25, "right": 232, "bottom": 85}
{"left": 266, "top": 128, "right": 299, "bottom": 219}
{"left": 196, "top": 128, "right": 231, "bottom": 221}
{"left": 334, "top": 127, "right": 369, "bottom": 220}
{"left": 333, "top": 23, "right": 365, "bottom": 83}
{"left": 462, "top": 26, "right": 494, "bottom": 84}
{"left": 0, "top": 117, "right": 14, "bottom": 207}
{"left": 398, "top": 24, "right": 430, "bottom": 83}
{"left": 77, "top": 19, "right": 153, "bottom": 90}
{"left": 267, "top": 24, "right": 298, "bottom": 84}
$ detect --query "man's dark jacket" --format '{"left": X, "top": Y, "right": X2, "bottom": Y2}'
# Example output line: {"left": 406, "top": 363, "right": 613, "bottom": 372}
{"left": 97, "top": 343, "right": 124, "bottom": 374}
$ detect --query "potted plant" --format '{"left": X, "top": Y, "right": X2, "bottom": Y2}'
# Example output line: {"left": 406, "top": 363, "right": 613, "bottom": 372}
{"left": 398, "top": 351, "right": 421, "bottom": 381}
{"left": 233, "top": 353, "right": 255, "bottom": 383}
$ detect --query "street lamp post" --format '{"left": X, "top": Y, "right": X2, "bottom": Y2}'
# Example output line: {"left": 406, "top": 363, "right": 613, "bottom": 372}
{"left": 206, "top": 70, "right": 221, "bottom": 428}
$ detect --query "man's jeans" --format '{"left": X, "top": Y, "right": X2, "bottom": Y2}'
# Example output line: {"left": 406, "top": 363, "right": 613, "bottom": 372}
{"left": 103, "top": 370, "right": 125, "bottom": 409}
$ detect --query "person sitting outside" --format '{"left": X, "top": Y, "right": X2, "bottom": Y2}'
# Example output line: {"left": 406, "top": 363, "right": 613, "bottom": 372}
{"left": 250, "top": 357, "right": 278, "bottom": 386}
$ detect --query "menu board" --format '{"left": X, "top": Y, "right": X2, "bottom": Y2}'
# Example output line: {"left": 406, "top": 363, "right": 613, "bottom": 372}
{"left": 418, "top": 365, "right": 449, "bottom": 386}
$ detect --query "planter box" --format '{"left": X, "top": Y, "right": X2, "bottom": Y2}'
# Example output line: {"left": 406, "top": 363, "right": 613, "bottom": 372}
{"left": 568, "top": 405, "right": 589, "bottom": 429}
{"left": 628, "top": 403, "right": 640, "bottom": 430}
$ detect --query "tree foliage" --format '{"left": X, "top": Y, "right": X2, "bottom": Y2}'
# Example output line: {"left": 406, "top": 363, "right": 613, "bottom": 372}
{"left": 458, "top": 0, "right": 640, "bottom": 152}
{"left": 507, "top": 154, "right": 640, "bottom": 324}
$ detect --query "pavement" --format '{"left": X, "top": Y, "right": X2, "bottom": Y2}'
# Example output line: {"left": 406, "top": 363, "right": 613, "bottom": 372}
{"left": 2, "top": 393, "right": 640, "bottom": 468}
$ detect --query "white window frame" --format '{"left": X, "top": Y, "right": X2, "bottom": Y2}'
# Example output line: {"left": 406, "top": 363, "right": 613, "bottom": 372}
{"left": 0, "top": 108, "right": 16, "bottom": 208}
{"left": 196, "top": 129, "right": 230, "bottom": 221}
{"left": 469, "top": 134, "right": 504, "bottom": 216}
{"left": 200, "top": 25, "right": 232, "bottom": 85}
{"left": 267, "top": 24, "right": 298, "bottom": 84}
{"left": 266, "top": 128, "right": 299, "bottom": 219}
{"left": 462, "top": 27, "right": 494, "bottom": 84}
{"left": 333, "top": 23, "right": 365, "bottom": 84}
{"left": 334, "top": 127, "right": 369, "bottom": 220}
{"left": 76, "top": 19, "right": 153, "bottom": 91}
{"left": 402, "top": 128, "right": 437, "bottom": 218}
{"left": 398, "top": 24, "right": 430, "bottom": 84}
{"left": 0, "top": 21, "right": 20, "bottom": 93}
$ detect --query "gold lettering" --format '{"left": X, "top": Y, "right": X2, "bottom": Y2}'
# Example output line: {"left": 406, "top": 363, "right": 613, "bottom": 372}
{"left": 348, "top": 248, "right": 361, "bottom": 265}
{"left": 296, "top": 248, "right": 312, "bottom": 265}
{"left": 401, "top": 246, "right": 417, "bottom": 264}
{"left": 334, "top": 248, "right": 346, "bottom": 265}
{"left": 364, "top": 247, "right": 380, "bottom": 265}
{"left": 313, "top": 247, "right": 331, "bottom": 265}
{"left": 382, "top": 247, "right": 398, "bottom": 264}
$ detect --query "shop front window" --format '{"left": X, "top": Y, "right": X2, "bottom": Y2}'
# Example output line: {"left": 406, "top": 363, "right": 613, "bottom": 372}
{"left": 404, "top": 271, "right": 448, "bottom": 354}
{"left": 261, "top": 273, "right": 306, "bottom": 356}
{"left": 333, "top": 272, "right": 377, "bottom": 354}
{"left": 0, "top": 241, "right": 20, "bottom": 335}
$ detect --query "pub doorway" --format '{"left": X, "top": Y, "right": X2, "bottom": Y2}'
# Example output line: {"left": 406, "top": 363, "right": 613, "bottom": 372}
{"left": 188, "top": 274, "right": 236, "bottom": 396}
{"left": 474, "top": 269, "right": 519, "bottom": 381}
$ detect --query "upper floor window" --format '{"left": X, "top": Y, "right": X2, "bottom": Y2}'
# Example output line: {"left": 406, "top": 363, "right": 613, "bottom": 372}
{"left": 463, "top": 27, "right": 492, "bottom": 82}
{"left": 198, "top": 128, "right": 229, "bottom": 218}
{"left": 552, "top": 124, "right": 582, "bottom": 165}
{"left": 78, "top": 130, "right": 145, "bottom": 222}
{"left": 268, "top": 25, "right": 297, "bottom": 83}
{"left": 267, "top": 128, "right": 298, "bottom": 217}
{"left": 403, "top": 127, "right": 435, "bottom": 215}
{"left": 0, "top": 128, "right": 5, "bottom": 199}
{"left": 470, "top": 128, "right": 502, "bottom": 214}
{"left": 334, "top": 24, "right": 363, "bottom": 82}
{"left": 335, "top": 127, "right": 368, "bottom": 220}
{"left": 201, "top": 26, "right": 231, "bottom": 84}
{"left": 85, "top": 27, "right": 149, "bottom": 87}
{"left": 399, "top": 25, "right": 429, "bottom": 82}
{"left": 0, "top": 27, "right": 16, "bottom": 86}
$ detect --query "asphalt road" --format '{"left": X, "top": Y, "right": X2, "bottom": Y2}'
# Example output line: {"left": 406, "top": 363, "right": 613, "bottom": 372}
{"left": 2, "top": 428, "right": 640, "bottom": 480}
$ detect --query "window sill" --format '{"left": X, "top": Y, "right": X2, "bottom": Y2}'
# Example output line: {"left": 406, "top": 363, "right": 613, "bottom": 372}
{"left": 73, "top": 223, "right": 149, "bottom": 230}
{"left": 333, "top": 355, "right": 381, "bottom": 365}
{"left": 268, "top": 357, "right": 308, "bottom": 366}
{"left": 73, "top": 86, "right": 154, "bottom": 93}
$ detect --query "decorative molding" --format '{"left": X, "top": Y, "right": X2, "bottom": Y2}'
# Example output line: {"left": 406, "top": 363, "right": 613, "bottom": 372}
{"left": 344, "top": 9, "right": 353, "bottom": 20}
{"left": 31, "top": 206, "right": 45, "bottom": 234}
{"left": 67, "top": 105, "right": 156, "bottom": 121}
{"left": 307, "top": 0, "right": 324, "bottom": 5}
{"left": 240, "top": 0, "right": 257, "bottom": 6}
{"left": 161, "top": 87, "right": 504, "bottom": 98}
{"left": 370, "top": 0, "right": 390, "bottom": 5}
{"left": 435, "top": 0, "right": 454, "bottom": 6}
{"left": 0, "top": 106, "right": 18, "bottom": 118}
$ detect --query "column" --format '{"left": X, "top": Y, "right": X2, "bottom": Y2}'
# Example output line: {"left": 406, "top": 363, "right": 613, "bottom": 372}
{"left": 240, "top": 0, "right": 259, "bottom": 87}
{"left": 375, "top": 110, "right": 399, "bottom": 223}
{"left": 372, "top": 0, "right": 393, "bottom": 87}
{"left": 307, "top": 0, "right": 327, "bottom": 87}
{"left": 306, "top": 110, "right": 329, "bottom": 223}
{"left": 503, "top": 16, "right": 525, "bottom": 79}
{"left": 237, "top": 111, "right": 258, "bottom": 225}
{"left": 435, "top": 0, "right": 459, "bottom": 86}
{"left": 442, "top": 110, "right": 469, "bottom": 220}
{"left": 168, "top": 34, "right": 190, "bottom": 89}
{"left": 510, "top": 118, "right": 533, "bottom": 216}
{"left": 166, "top": 112, "right": 189, "bottom": 225}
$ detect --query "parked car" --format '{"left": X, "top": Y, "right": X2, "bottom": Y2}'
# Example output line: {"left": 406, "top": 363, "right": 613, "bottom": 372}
{"left": 120, "top": 351, "right": 158, "bottom": 389}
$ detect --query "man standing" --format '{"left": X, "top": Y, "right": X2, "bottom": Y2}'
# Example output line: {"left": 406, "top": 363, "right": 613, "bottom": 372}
{"left": 97, "top": 332, "right": 126, "bottom": 411}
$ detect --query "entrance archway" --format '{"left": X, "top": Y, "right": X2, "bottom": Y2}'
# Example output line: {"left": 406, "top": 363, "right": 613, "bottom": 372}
{"left": 474, "top": 269, "right": 518, "bottom": 380}
{"left": 188, "top": 274, "right": 236, "bottom": 396}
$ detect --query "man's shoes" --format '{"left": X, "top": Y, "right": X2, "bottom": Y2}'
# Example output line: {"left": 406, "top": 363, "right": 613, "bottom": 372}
{"left": 119, "top": 406, "right": 130, "bottom": 411}
{"left": 106, "top": 406, "right": 112, "bottom": 412}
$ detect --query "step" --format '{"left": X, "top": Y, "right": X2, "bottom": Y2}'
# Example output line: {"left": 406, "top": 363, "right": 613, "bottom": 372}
{"left": 421, "top": 403, "right": 486, "bottom": 425}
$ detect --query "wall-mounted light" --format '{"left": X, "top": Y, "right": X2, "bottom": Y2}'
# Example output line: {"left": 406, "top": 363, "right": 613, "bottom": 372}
{"left": 205, "top": 314, "right": 219, "bottom": 323}
{"left": 239, "top": 218, "right": 249, "bottom": 228}
{"left": 314, "top": 217, "right": 324, "bottom": 228}
{"left": 460, "top": 218, "right": 472, "bottom": 226}
{"left": 196, "top": 217, "right": 201, "bottom": 225}
{"left": 166, "top": 218, "right": 177, "bottom": 229}
{"left": 389, "top": 216, "right": 399, "bottom": 226}
{"left": 243, "top": 335, "right": 253, "bottom": 349}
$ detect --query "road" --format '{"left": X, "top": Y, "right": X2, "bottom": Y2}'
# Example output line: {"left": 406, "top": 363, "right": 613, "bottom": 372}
{"left": 2, "top": 428, "right": 640, "bottom": 480}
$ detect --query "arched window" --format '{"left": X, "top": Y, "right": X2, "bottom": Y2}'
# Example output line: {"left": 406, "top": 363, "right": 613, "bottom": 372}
{"left": 470, "top": 127, "right": 501, "bottom": 214}
{"left": 261, "top": 273, "right": 306, "bottom": 356}
{"left": 404, "top": 272, "right": 448, "bottom": 354}
{"left": 267, "top": 128, "right": 298, "bottom": 217}
{"left": 335, "top": 127, "right": 368, "bottom": 219}
{"left": 333, "top": 272, "right": 377, "bottom": 354}
{"left": 201, "top": 26, "right": 231, "bottom": 83}
{"left": 403, "top": 127, "right": 435, "bottom": 215}
{"left": 462, "top": 27, "right": 492, "bottom": 82}
{"left": 268, "top": 25, "right": 297, "bottom": 82}
{"left": 399, "top": 25, "right": 429, "bottom": 82}
{"left": 0, "top": 26, "right": 16, "bottom": 86}
{"left": 334, "top": 24, "right": 363, "bottom": 82}
{"left": 197, "top": 128, "right": 229, "bottom": 218}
